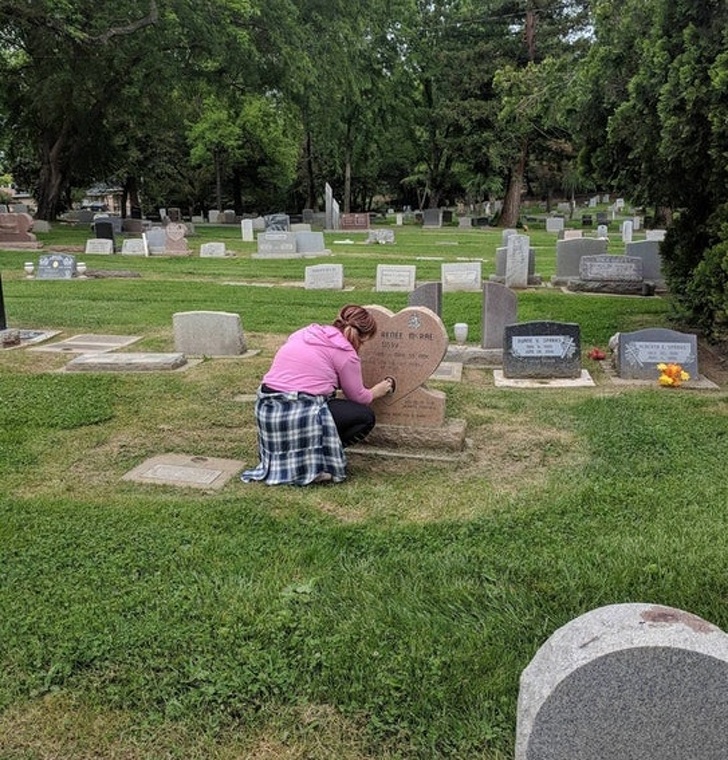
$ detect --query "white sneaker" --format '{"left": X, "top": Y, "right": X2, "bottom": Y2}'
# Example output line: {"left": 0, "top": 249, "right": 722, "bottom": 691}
{"left": 313, "top": 472, "right": 333, "bottom": 483}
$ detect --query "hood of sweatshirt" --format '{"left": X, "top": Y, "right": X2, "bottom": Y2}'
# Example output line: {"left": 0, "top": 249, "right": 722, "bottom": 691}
{"left": 300, "top": 324, "right": 352, "bottom": 351}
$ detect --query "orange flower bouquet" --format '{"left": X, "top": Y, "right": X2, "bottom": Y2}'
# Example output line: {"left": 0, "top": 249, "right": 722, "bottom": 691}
{"left": 657, "top": 363, "right": 690, "bottom": 387}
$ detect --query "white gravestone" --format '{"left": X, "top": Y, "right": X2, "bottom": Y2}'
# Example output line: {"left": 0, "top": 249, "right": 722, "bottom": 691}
{"left": 441, "top": 262, "right": 482, "bottom": 292}
{"left": 85, "top": 238, "right": 114, "bottom": 255}
{"left": 305, "top": 264, "right": 344, "bottom": 290}
{"left": 376, "top": 264, "right": 416, "bottom": 292}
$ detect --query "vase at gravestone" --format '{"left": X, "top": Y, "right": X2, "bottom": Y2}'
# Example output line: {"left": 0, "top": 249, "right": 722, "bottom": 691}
{"left": 173, "top": 311, "right": 246, "bottom": 356}
{"left": 359, "top": 306, "right": 449, "bottom": 428}
{"left": 503, "top": 322, "right": 581, "bottom": 379}
{"left": 36, "top": 253, "right": 76, "bottom": 280}
{"left": 516, "top": 603, "right": 728, "bottom": 760}
{"left": 616, "top": 328, "right": 698, "bottom": 380}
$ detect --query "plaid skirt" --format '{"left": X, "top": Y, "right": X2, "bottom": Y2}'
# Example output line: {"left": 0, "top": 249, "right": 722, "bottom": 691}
{"left": 241, "top": 388, "right": 347, "bottom": 486}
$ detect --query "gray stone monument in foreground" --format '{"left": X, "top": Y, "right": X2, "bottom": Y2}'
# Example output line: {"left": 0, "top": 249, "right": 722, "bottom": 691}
{"left": 516, "top": 603, "right": 728, "bottom": 760}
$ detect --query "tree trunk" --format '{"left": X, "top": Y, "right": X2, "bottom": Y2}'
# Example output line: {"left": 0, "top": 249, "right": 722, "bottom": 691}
{"left": 343, "top": 151, "right": 352, "bottom": 213}
{"left": 305, "top": 131, "right": 316, "bottom": 209}
{"left": 35, "top": 131, "right": 69, "bottom": 221}
{"left": 214, "top": 150, "right": 223, "bottom": 212}
{"left": 500, "top": 138, "right": 528, "bottom": 227}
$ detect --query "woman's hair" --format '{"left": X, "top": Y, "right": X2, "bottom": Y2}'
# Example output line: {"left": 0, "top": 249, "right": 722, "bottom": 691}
{"left": 333, "top": 304, "right": 377, "bottom": 351}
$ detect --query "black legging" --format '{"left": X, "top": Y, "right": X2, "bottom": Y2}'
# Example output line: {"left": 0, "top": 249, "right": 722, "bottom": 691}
{"left": 327, "top": 398, "right": 375, "bottom": 447}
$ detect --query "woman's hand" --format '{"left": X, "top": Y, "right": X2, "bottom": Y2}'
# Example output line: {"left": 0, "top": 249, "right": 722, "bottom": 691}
{"left": 371, "top": 376, "right": 396, "bottom": 399}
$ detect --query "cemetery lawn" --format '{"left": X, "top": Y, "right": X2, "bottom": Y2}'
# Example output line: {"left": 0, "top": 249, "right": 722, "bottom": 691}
{"left": 2, "top": 225, "right": 728, "bottom": 759}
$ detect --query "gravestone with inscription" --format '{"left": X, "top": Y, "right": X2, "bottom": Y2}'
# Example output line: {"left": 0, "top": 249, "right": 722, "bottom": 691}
{"left": 566, "top": 254, "right": 646, "bottom": 294}
{"left": 173, "top": 311, "right": 247, "bottom": 356}
{"left": 545, "top": 217, "right": 564, "bottom": 233}
{"left": 85, "top": 238, "right": 114, "bottom": 255}
{"left": 505, "top": 234, "right": 531, "bottom": 289}
{"left": 516, "top": 603, "right": 728, "bottom": 760}
{"left": 503, "top": 321, "right": 581, "bottom": 379}
{"left": 422, "top": 208, "right": 443, "bottom": 228}
{"left": 264, "top": 213, "right": 290, "bottom": 231}
{"left": 376, "top": 264, "right": 416, "bottom": 292}
{"left": 121, "top": 238, "right": 148, "bottom": 256}
{"left": 305, "top": 264, "right": 344, "bottom": 290}
{"left": 359, "top": 306, "right": 464, "bottom": 450}
{"left": 339, "top": 213, "right": 370, "bottom": 231}
{"left": 441, "top": 261, "right": 482, "bottom": 292}
{"left": 163, "top": 222, "right": 190, "bottom": 254}
{"left": 36, "top": 253, "right": 77, "bottom": 279}
{"left": 616, "top": 328, "right": 698, "bottom": 380}
{"left": 254, "top": 231, "right": 300, "bottom": 258}
{"left": 200, "top": 242, "right": 227, "bottom": 258}
{"left": 145, "top": 227, "right": 166, "bottom": 253}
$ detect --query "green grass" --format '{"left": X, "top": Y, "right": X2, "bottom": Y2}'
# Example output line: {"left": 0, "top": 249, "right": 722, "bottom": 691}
{"left": 1, "top": 223, "right": 726, "bottom": 758}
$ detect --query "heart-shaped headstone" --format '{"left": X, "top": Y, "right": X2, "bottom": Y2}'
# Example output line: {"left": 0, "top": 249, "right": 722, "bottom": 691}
{"left": 166, "top": 222, "right": 186, "bottom": 242}
{"left": 359, "top": 305, "right": 448, "bottom": 405}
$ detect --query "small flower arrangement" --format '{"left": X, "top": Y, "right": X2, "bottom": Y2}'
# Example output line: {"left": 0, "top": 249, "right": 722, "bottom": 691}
{"left": 657, "top": 363, "right": 690, "bottom": 387}
{"left": 587, "top": 347, "right": 606, "bottom": 361}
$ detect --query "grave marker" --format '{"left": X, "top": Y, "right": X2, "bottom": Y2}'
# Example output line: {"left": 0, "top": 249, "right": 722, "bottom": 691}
{"left": 121, "top": 238, "right": 148, "bottom": 256}
{"left": 482, "top": 281, "right": 517, "bottom": 350}
{"left": 441, "top": 261, "right": 482, "bottom": 292}
{"left": 616, "top": 328, "right": 698, "bottom": 380}
{"left": 85, "top": 238, "right": 114, "bottom": 255}
{"left": 199, "top": 242, "right": 227, "bottom": 258}
{"left": 173, "top": 311, "right": 247, "bottom": 356}
{"left": 305, "top": 264, "right": 344, "bottom": 290}
{"left": 503, "top": 321, "right": 581, "bottom": 379}
{"left": 376, "top": 264, "right": 416, "bottom": 292}
{"left": 36, "top": 253, "right": 76, "bottom": 279}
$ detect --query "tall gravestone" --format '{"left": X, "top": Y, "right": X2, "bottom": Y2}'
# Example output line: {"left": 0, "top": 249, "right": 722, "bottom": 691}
{"left": 505, "top": 234, "right": 531, "bottom": 289}
{"left": 516, "top": 603, "right": 728, "bottom": 760}
{"left": 552, "top": 238, "right": 608, "bottom": 285}
{"left": 408, "top": 282, "right": 442, "bottom": 318}
{"left": 358, "top": 306, "right": 465, "bottom": 450}
{"left": 482, "top": 281, "right": 517, "bottom": 350}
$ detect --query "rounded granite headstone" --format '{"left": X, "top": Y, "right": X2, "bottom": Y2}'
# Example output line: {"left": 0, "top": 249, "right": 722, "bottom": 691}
{"left": 516, "top": 603, "right": 728, "bottom": 760}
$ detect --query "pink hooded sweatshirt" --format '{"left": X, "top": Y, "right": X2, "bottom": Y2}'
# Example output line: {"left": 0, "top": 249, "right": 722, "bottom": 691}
{"left": 262, "top": 324, "right": 373, "bottom": 404}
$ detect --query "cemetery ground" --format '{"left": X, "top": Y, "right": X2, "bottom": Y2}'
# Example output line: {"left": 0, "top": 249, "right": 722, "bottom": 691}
{"left": 1, "top": 222, "right": 728, "bottom": 759}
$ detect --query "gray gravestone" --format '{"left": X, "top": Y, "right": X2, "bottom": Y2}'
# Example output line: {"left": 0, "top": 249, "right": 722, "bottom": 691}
{"left": 616, "top": 328, "right": 698, "bottom": 380}
{"left": 505, "top": 234, "right": 531, "bottom": 289}
{"left": 516, "top": 603, "right": 728, "bottom": 760}
{"left": 121, "top": 238, "right": 148, "bottom": 256}
{"left": 173, "top": 311, "right": 247, "bottom": 356}
{"left": 482, "top": 281, "right": 517, "bottom": 350}
{"left": 305, "top": 263, "right": 344, "bottom": 290}
{"left": 408, "top": 282, "right": 442, "bottom": 318}
{"left": 85, "top": 238, "right": 114, "bottom": 255}
{"left": 366, "top": 229, "right": 395, "bottom": 245}
{"left": 422, "top": 208, "right": 442, "bottom": 228}
{"left": 295, "top": 231, "right": 328, "bottom": 255}
{"left": 254, "top": 231, "right": 299, "bottom": 258}
{"left": 503, "top": 321, "right": 581, "bottom": 379}
{"left": 264, "top": 213, "right": 290, "bottom": 231}
{"left": 145, "top": 227, "right": 166, "bottom": 253}
{"left": 376, "top": 264, "right": 416, "bottom": 292}
{"left": 199, "top": 242, "right": 227, "bottom": 258}
{"left": 93, "top": 221, "right": 115, "bottom": 250}
{"left": 37, "top": 253, "right": 76, "bottom": 279}
{"left": 626, "top": 239, "right": 664, "bottom": 284}
{"left": 579, "top": 255, "right": 643, "bottom": 281}
{"left": 545, "top": 217, "right": 564, "bottom": 233}
{"left": 553, "top": 238, "right": 608, "bottom": 284}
